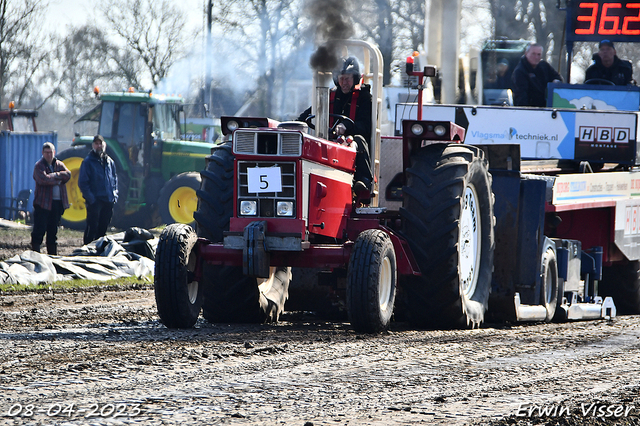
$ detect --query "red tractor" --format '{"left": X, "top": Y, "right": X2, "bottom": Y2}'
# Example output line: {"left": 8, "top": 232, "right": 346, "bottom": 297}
{"left": 154, "top": 40, "right": 497, "bottom": 332}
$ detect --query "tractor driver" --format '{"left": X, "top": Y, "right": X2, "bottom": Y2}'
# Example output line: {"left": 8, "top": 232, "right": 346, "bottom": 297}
{"left": 585, "top": 40, "right": 634, "bottom": 86}
{"left": 298, "top": 56, "right": 374, "bottom": 193}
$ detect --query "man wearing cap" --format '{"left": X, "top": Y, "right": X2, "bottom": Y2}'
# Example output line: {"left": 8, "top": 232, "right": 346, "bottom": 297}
{"left": 78, "top": 135, "right": 118, "bottom": 245}
{"left": 512, "top": 43, "right": 562, "bottom": 107}
{"left": 31, "top": 142, "right": 71, "bottom": 255}
{"left": 585, "top": 40, "right": 633, "bottom": 86}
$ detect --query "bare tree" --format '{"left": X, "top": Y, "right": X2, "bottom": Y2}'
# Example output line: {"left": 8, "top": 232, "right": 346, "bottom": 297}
{"left": 0, "top": 0, "right": 50, "bottom": 108}
{"left": 489, "top": 0, "right": 565, "bottom": 66}
{"left": 48, "top": 25, "right": 135, "bottom": 117}
{"left": 98, "top": 0, "right": 198, "bottom": 89}
{"left": 214, "top": 0, "right": 305, "bottom": 117}
{"left": 351, "top": 0, "right": 395, "bottom": 85}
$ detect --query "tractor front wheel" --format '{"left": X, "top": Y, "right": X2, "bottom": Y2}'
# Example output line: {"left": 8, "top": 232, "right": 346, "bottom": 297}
{"left": 158, "top": 172, "right": 201, "bottom": 226}
{"left": 154, "top": 223, "right": 203, "bottom": 328}
{"left": 347, "top": 229, "right": 397, "bottom": 333}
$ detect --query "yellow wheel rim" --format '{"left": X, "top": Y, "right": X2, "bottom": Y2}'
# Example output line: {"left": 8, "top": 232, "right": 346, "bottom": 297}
{"left": 168, "top": 186, "right": 198, "bottom": 224}
{"left": 61, "top": 156, "right": 87, "bottom": 223}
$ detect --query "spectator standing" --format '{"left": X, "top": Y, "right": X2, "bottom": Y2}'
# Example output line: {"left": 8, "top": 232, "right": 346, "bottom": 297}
{"left": 31, "top": 142, "right": 71, "bottom": 255}
{"left": 78, "top": 135, "right": 118, "bottom": 245}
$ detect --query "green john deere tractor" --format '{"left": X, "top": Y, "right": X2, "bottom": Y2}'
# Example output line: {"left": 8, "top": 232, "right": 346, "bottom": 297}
{"left": 58, "top": 90, "right": 214, "bottom": 230}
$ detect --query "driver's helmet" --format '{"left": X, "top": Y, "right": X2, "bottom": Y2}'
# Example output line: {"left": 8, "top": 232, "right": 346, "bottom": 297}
{"left": 333, "top": 56, "right": 361, "bottom": 87}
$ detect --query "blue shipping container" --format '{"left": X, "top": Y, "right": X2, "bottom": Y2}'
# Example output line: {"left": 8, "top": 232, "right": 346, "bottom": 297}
{"left": 0, "top": 131, "right": 58, "bottom": 219}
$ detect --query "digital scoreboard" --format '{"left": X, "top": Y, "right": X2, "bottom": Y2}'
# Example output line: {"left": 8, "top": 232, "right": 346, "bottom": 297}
{"left": 567, "top": 0, "right": 640, "bottom": 42}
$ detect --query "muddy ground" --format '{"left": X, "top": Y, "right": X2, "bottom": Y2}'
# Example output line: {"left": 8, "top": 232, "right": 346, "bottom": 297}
{"left": 0, "top": 226, "right": 86, "bottom": 260}
{"left": 1, "top": 227, "right": 640, "bottom": 426}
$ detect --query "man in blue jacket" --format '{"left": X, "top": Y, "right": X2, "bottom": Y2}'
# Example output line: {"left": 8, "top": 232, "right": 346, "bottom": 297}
{"left": 78, "top": 135, "right": 118, "bottom": 245}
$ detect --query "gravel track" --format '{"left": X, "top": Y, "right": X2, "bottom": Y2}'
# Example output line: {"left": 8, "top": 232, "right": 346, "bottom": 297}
{"left": 1, "top": 288, "right": 640, "bottom": 426}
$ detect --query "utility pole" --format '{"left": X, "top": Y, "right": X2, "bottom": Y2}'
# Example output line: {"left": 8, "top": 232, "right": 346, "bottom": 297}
{"left": 205, "top": 0, "right": 213, "bottom": 117}
{"left": 425, "top": 0, "right": 461, "bottom": 104}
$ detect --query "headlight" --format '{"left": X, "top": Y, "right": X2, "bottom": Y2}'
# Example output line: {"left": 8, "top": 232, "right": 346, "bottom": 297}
{"left": 227, "top": 120, "right": 239, "bottom": 132}
{"left": 434, "top": 125, "right": 446, "bottom": 137}
{"left": 411, "top": 124, "right": 424, "bottom": 135}
{"left": 240, "top": 200, "right": 257, "bottom": 216}
{"left": 276, "top": 201, "right": 294, "bottom": 217}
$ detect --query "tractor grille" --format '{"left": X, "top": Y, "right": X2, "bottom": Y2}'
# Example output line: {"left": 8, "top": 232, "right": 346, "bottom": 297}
{"left": 238, "top": 161, "right": 296, "bottom": 218}
{"left": 234, "top": 130, "right": 302, "bottom": 156}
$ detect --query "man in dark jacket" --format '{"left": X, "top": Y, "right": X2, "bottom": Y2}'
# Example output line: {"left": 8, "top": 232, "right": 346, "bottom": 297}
{"left": 31, "top": 142, "right": 71, "bottom": 255}
{"left": 78, "top": 135, "right": 118, "bottom": 245}
{"left": 298, "top": 56, "right": 373, "bottom": 192}
{"left": 585, "top": 40, "right": 633, "bottom": 86}
{"left": 512, "top": 43, "right": 562, "bottom": 107}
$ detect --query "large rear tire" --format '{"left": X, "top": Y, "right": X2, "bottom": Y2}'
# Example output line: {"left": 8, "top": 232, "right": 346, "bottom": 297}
{"left": 158, "top": 172, "right": 201, "bottom": 226}
{"left": 58, "top": 147, "right": 91, "bottom": 230}
{"left": 202, "top": 265, "right": 290, "bottom": 323}
{"left": 58, "top": 146, "right": 130, "bottom": 231}
{"left": 347, "top": 229, "right": 397, "bottom": 333}
{"left": 192, "top": 142, "right": 290, "bottom": 323}
{"left": 154, "top": 223, "right": 202, "bottom": 328}
{"left": 193, "top": 142, "right": 234, "bottom": 242}
{"left": 601, "top": 261, "right": 640, "bottom": 314}
{"left": 400, "top": 144, "right": 495, "bottom": 329}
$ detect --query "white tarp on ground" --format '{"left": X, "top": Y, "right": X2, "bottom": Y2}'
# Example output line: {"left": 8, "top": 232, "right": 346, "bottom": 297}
{"left": 0, "top": 230, "right": 157, "bottom": 286}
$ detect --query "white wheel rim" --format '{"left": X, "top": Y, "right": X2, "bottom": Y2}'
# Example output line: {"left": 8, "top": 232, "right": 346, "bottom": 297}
{"left": 187, "top": 281, "right": 199, "bottom": 304}
{"left": 379, "top": 256, "right": 393, "bottom": 311}
{"left": 459, "top": 185, "right": 481, "bottom": 298}
{"left": 187, "top": 247, "right": 198, "bottom": 304}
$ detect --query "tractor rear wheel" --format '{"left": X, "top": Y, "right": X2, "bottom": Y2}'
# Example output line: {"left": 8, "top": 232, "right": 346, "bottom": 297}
{"left": 347, "top": 229, "right": 397, "bottom": 333}
{"left": 400, "top": 144, "right": 495, "bottom": 329}
{"left": 158, "top": 172, "right": 201, "bottom": 226}
{"left": 58, "top": 146, "right": 131, "bottom": 231}
{"left": 202, "top": 265, "right": 290, "bottom": 323}
{"left": 58, "top": 147, "right": 91, "bottom": 230}
{"left": 193, "top": 142, "right": 234, "bottom": 242}
{"left": 192, "top": 142, "right": 290, "bottom": 323}
{"left": 154, "top": 223, "right": 203, "bottom": 328}
{"left": 601, "top": 261, "right": 640, "bottom": 314}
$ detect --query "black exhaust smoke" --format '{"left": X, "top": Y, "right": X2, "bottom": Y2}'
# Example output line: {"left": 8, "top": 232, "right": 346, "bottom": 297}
{"left": 306, "top": 0, "right": 354, "bottom": 139}
{"left": 307, "top": 0, "right": 354, "bottom": 72}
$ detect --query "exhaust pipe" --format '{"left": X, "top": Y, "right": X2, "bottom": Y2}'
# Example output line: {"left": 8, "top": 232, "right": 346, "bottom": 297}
{"left": 315, "top": 71, "right": 333, "bottom": 140}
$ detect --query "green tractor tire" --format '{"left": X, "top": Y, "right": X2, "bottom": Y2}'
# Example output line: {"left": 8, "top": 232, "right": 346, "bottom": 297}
{"left": 58, "top": 147, "right": 91, "bottom": 230}
{"left": 58, "top": 146, "right": 138, "bottom": 231}
{"left": 158, "top": 172, "right": 202, "bottom": 226}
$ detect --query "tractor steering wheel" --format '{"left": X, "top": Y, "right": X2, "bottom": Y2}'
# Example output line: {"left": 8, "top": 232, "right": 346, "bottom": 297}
{"left": 584, "top": 78, "right": 615, "bottom": 86}
{"left": 304, "top": 114, "right": 355, "bottom": 138}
